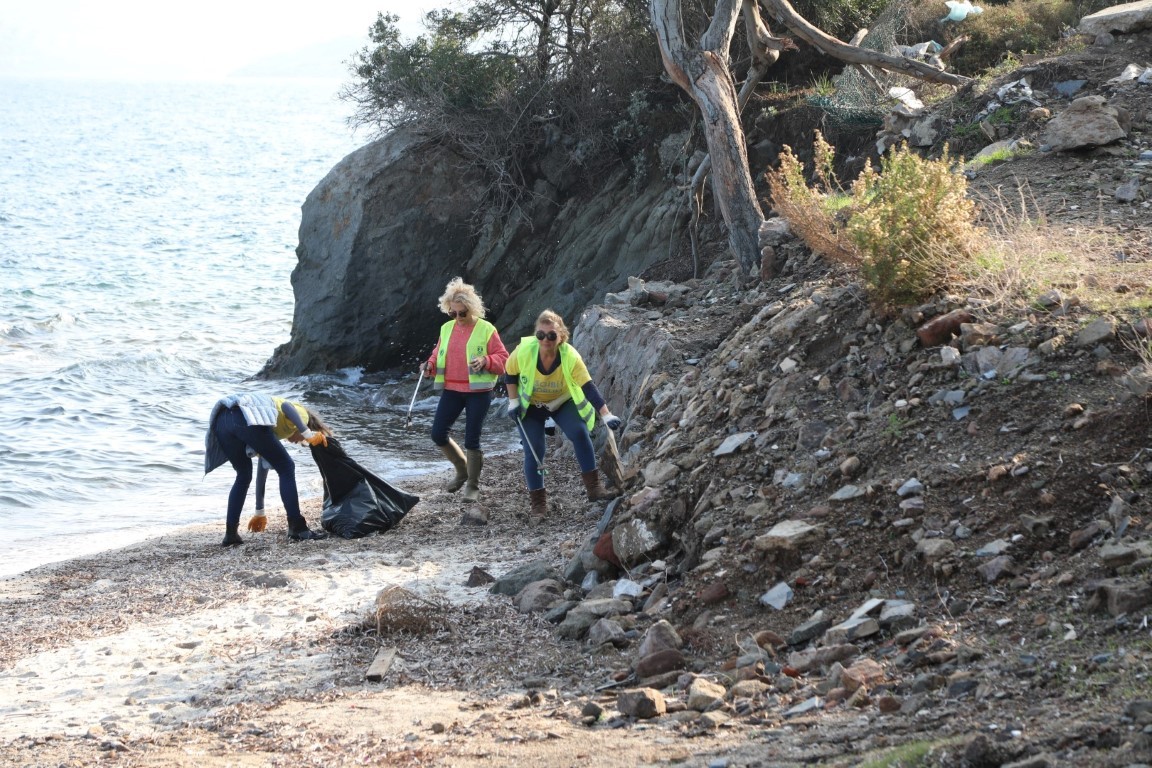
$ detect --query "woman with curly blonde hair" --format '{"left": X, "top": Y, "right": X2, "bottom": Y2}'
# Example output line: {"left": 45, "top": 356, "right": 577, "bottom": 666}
{"left": 422, "top": 277, "right": 508, "bottom": 508}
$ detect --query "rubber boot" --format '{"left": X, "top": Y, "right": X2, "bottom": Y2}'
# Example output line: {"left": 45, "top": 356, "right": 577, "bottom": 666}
{"left": 439, "top": 439, "right": 468, "bottom": 493}
{"left": 529, "top": 488, "right": 548, "bottom": 520}
{"left": 288, "top": 525, "right": 328, "bottom": 541}
{"left": 222, "top": 527, "right": 244, "bottom": 547}
{"left": 462, "top": 449, "right": 483, "bottom": 502}
{"left": 580, "top": 470, "right": 615, "bottom": 501}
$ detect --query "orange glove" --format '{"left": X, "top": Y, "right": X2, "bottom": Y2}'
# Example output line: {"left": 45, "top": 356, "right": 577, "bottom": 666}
{"left": 301, "top": 429, "right": 327, "bottom": 448}
{"left": 247, "top": 512, "right": 267, "bottom": 532}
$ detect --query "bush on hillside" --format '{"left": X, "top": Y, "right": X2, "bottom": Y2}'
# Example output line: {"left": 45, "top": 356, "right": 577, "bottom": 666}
{"left": 901, "top": 0, "right": 1115, "bottom": 75}
{"left": 767, "top": 133, "right": 981, "bottom": 308}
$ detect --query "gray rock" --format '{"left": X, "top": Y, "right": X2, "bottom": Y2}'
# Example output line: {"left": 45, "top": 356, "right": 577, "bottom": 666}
{"left": 612, "top": 518, "right": 667, "bottom": 566}
{"left": 617, "top": 688, "right": 666, "bottom": 719}
{"left": 490, "top": 560, "right": 561, "bottom": 596}
{"left": 978, "top": 555, "right": 1015, "bottom": 583}
{"left": 1076, "top": 317, "right": 1116, "bottom": 347}
{"left": 759, "top": 581, "right": 794, "bottom": 610}
{"left": 788, "top": 643, "right": 859, "bottom": 673}
{"left": 975, "top": 539, "right": 1011, "bottom": 556}
{"left": 823, "top": 616, "right": 880, "bottom": 644}
{"left": 897, "top": 478, "right": 924, "bottom": 497}
{"left": 713, "top": 431, "right": 756, "bottom": 456}
{"left": 1079, "top": 1, "right": 1152, "bottom": 36}
{"left": 687, "top": 678, "right": 727, "bottom": 711}
{"left": 1116, "top": 178, "right": 1143, "bottom": 203}
{"left": 570, "top": 597, "right": 633, "bottom": 619}
{"left": 642, "top": 460, "right": 680, "bottom": 486}
{"left": 783, "top": 696, "right": 822, "bottom": 717}
{"left": 789, "top": 611, "right": 832, "bottom": 645}
{"left": 879, "top": 600, "right": 918, "bottom": 631}
{"left": 588, "top": 618, "right": 628, "bottom": 647}
{"left": 1042, "top": 96, "right": 1131, "bottom": 153}
{"left": 753, "top": 520, "right": 822, "bottom": 550}
{"left": 513, "top": 579, "right": 565, "bottom": 614}
{"left": 555, "top": 610, "right": 598, "bottom": 640}
{"left": 828, "top": 484, "right": 866, "bottom": 502}
{"left": 542, "top": 601, "right": 577, "bottom": 624}
{"left": 637, "top": 619, "right": 682, "bottom": 658}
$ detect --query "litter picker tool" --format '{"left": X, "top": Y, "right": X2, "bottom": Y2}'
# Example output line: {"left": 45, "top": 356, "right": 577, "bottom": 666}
{"left": 405, "top": 367, "right": 426, "bottom": 430}
{"left": 513, "top": 414, "right": 548, "bottom": 476}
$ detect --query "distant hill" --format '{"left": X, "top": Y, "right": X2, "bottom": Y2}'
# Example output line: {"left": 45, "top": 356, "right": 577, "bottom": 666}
{"left": 230, "top": 37, "right": 360, "bottom": 79}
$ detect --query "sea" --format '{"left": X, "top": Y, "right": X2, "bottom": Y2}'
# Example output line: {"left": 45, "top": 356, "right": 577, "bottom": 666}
{"left": 0, "top": 77, "right": 506, "bottom": 578}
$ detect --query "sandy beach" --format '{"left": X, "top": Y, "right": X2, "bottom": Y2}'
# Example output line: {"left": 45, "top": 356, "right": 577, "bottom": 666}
{"left": 0, "top": 451, "right": 740, "bottom": 767}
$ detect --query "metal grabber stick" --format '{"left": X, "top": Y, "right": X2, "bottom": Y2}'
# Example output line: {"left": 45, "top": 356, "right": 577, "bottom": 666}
{"left": 405, "top": 367, "right": 426, "bottom": 430}
{"left": 513, "top": 414, "right": 548, "bottom": 476}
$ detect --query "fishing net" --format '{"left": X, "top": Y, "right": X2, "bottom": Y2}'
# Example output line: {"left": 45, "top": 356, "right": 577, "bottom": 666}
{"left": 812, "top": 0, "right": 928, "bottom": 127}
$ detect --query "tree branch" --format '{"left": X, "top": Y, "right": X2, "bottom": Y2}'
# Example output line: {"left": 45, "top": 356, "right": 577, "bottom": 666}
{"left": 759, "top": 0, "right": 968, "bottom": 86}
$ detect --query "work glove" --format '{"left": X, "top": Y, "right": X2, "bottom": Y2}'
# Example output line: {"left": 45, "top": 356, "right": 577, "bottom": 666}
{"left": 422, "top": 361, "right": 434, "bottom": 377}
{"left": 301, "top": 429, "right": 328, "bottom": 448}
{"left": 247, "top": 512, "right": 267, "bottom": 533}
{"left": 603, "top": 413, "right": 622, "bottom": 431}
{"left": 506, "top": 402, "right": 523, "bottom": 421}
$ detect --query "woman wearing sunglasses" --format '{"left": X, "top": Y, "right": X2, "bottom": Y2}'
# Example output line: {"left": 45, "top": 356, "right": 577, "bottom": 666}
{"left": 423, "top": 277, "right": 509, "bottom": 505}
{"left": 505, "top": 309, "right": 622, "bottom": 520}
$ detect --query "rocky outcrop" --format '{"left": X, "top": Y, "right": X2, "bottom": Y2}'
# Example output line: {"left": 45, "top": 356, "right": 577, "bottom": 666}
{"left": 262, "top": 130, "right": 686, "bottom": 376}
{"left": 1079, "top": 0, "right": 1152, "bottom": 36}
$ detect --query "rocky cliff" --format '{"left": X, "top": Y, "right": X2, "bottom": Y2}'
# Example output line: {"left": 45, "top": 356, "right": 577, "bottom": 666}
{"left": 262, "top": 129, "right": 688, "bottom": 376}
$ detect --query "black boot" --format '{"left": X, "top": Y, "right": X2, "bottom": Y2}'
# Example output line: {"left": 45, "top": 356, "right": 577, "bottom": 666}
{"left": 288, "top": 526, "right": 328, "bottom": 541}
{"left": 222, "top": 527, "right": 244, "bottom": 547}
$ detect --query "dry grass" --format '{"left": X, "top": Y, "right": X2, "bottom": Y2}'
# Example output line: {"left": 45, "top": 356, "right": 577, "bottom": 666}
{"left": 960, "top": 185, "right": 1152, "bottom": 314}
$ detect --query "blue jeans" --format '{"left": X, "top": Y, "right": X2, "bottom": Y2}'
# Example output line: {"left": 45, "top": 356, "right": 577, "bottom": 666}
{"left": 430, "top": 389, "right": 493, "bottom": 451}
{"left": 212, "top": 407, "right": 306, "bottom": 530}
{"left": 518, "top": 400, "right": 596, "bottom": 491}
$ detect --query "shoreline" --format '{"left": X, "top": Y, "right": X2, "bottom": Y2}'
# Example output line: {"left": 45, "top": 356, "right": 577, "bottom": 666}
{"left": 2, "top": 450, "right": 718, "bottom": 767}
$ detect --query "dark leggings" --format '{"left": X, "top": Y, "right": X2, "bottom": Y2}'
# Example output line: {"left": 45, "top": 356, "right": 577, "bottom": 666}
{"left": 518, "top": 400, "right": 597, "bottom": 491}
{"left": 213, "top": 407, "right": 306, "bottom": 530}
{"left": 430, "top": 389, "right": 493, "bottom": 451}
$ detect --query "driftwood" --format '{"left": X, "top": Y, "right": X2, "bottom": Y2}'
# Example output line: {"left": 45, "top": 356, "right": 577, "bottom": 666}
{"left": 365, "top": 646, "right": 397, "bottom": 682}
{"left": 600, "top": 428, "right": 626, "bottom": 491}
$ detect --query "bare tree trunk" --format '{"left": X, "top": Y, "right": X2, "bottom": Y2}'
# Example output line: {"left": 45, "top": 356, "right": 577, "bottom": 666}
{"left": 652, "top": 0, "right": 765, "bottom": 275}
{"left": 759, "top": 0, "right": 967, "bottom": 86}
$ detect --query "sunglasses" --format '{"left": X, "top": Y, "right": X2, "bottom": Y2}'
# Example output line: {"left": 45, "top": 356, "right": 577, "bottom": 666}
{"left": 535, "top": 330, "right": 558, "bottom": 341}
{"left": 448, "top": 310, "right": 468, "bottom": 319}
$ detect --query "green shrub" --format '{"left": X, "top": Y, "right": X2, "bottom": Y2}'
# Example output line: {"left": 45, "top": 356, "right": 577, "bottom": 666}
{"left": 847, "top": 144, "right": 979, "bottom": 306}
{"left": 767, "top": 134, "right": 981, "bottom": 308}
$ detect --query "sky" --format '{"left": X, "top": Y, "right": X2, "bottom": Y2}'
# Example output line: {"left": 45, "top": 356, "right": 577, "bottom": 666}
{"left": 0, "top": 0, "right": 440, "bottom": 80}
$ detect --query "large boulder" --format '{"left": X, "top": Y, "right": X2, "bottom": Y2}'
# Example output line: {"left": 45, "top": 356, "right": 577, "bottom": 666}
{"left": 1042, "top": 95, "right": 1132, "bottom": 152}
{"left": 262, "top": 130, "right": 686, "bottom": 376}
{"left": 1079, "top": 1, "right": 1152, "bottom": 36}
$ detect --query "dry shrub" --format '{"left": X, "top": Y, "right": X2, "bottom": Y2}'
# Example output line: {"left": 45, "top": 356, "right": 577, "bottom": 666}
{"left": 766, "top": 133, "right": 859, "bottom": 267}
{"left": 373, "top": 586, "right": 453, "bottom": 637}
{"left": 767, "top": 133, "right": 981, "bottom": 308}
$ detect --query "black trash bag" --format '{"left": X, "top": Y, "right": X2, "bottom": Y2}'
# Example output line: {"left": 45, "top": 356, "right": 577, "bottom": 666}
{"left": 309, "top": 437, "right": 419, "bottom": 539}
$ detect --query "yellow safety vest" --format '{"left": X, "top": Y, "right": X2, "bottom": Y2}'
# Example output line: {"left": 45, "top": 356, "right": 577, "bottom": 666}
{"left": 434, "top": 319, "right": 499, "bottom": 391}
{"left": 514, "top": 338, "right": 595, "bottom": 432}
{"left": 271, "top": 398, "right": 310, "bottom": 440}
